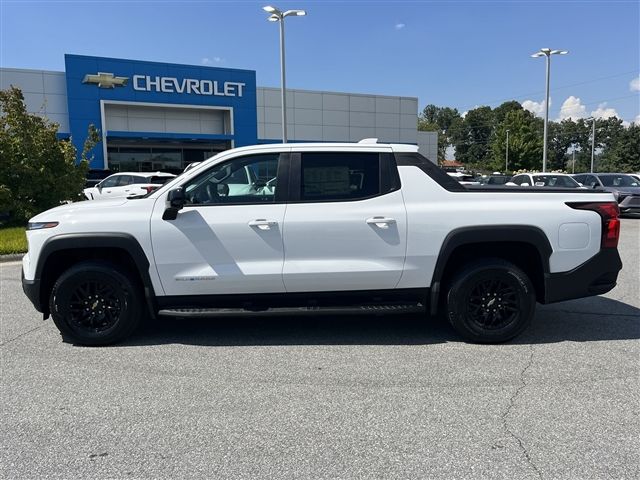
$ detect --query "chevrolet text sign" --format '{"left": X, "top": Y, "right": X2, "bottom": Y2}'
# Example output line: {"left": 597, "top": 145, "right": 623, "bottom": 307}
{"left": 65, "top": 54, "right": 258, "bottom": 170}
{"left": 132, "top": 75, "right": 245, "bottom": 97}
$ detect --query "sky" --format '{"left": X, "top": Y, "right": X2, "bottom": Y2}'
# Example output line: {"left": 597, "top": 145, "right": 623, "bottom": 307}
{"left": 1, "top": 0, "right": 639, "bottom": 124}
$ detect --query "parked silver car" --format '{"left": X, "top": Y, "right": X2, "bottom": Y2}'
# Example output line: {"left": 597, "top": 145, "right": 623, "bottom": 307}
{"left": 572, "top": 173, "right": 640, "bottom": 214}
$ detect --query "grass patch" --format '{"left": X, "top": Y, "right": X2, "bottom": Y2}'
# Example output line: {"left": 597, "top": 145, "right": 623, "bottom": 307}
{"left": 0, "top": 227, "right": 27, "bottom": 255}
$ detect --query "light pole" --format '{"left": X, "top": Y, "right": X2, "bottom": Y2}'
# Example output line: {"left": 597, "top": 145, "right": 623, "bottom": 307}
{"left": 263, "top": 5, "right": 306, "bottom": 143}
{"left": 531, "top": 48, "right": 568, "bottom": 172}
{"left": 589, "top": 117, "right": 596, "bottom": 173}
{"left": 505, "top": 129, "right": 510, "bottom": 173}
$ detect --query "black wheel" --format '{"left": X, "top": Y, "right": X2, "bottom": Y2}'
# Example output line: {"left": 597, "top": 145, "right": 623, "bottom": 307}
{"left": 445, "top": 258, "right": 536, "bottom": 343}
{"left": 49, "top": 262, "right": 142, "bottom": 345}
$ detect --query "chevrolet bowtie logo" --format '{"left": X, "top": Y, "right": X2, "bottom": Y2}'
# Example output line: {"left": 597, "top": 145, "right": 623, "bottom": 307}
{"left": 82, "top": 72, "right": 129, "bottom": 88}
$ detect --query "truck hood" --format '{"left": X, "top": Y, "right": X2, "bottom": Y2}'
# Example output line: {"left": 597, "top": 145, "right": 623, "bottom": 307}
{"left": 29, "top": 199, "right": 129, "bottom": 222}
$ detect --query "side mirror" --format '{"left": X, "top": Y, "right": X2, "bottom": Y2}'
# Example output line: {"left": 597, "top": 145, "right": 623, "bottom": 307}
{"left": 578, "top": 183, "right": 584, "bottom": 187}
{"left": 163, "top": 187, "right": 185, "bottom": 220}
{"left": 168, "top": 187, "right": 185, "bottom": 207}
{"left": 592, "top": 183, "right": 599, "bottom": 189}
{"left": 521, "top": 182, "right": 530, "bottom": 187}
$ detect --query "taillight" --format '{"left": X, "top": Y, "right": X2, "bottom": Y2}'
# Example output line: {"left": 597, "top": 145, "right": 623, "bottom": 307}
{"left": 143, "top": 186, "right": 158, "bottom": 194}
{"left": 566, "top": 201, "right": 620, "bottom": 249}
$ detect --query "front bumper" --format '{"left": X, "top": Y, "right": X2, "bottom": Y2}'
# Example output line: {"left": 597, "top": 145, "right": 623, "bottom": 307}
{"left": 21, "top": 268, "right": 43, "bottom": 313}
{"left": 543, "top": 248, "right": 622, "bottom": 304}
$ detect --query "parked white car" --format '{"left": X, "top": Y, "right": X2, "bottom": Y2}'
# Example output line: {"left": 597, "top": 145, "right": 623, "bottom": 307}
{"left": 506, "top": 173, "right": 584, "bottom": 188}
{"left": 83, "top": 172, "right": 176, "bottom": 200}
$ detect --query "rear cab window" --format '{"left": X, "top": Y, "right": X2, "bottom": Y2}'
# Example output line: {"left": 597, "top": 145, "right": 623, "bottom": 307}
{"left": 291, "top": 151, "right": 401, "bottom": 202}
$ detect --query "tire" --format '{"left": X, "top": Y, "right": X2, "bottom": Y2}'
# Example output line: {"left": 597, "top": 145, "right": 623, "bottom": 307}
{"left": 49, "top": 261, "right": 142, "bottom": 346}
{"left": 445, "top": 258, "right": 536, "bottom": 343}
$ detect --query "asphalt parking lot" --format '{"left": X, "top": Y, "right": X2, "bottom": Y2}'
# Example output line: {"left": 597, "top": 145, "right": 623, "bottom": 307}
{"left": 1, "top": 219, "right": 638, "bottom": 479}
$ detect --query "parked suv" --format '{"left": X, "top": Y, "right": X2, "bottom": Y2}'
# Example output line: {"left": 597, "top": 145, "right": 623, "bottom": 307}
{"left": 22, "top": 141, "right": 622, "bottom": 346}
{"left": 83, "top": 172, "right": 176, "bottom": 200}
{"left": 572, "top": 173, "right": 640, "bottom": 214}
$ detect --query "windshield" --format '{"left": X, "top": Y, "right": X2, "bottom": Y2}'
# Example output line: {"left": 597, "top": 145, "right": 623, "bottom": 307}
{"left": 598, "top": 175, "right": 640, "bottom": 187}
{"left": 487, "top": 176, "right": 510, "bottom": 185}
{"left": 532, "top": 175, "right": 580, "bottom": 187}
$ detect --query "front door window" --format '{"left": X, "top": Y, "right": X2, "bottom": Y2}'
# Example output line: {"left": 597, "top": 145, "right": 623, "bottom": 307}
{"left": 183, "top": 154, "right": 280, "bottom": 205}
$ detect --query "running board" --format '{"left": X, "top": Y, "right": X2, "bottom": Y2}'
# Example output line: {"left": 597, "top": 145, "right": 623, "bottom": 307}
{"left": 158, "top": 303, "right": 424, "bottom": 318}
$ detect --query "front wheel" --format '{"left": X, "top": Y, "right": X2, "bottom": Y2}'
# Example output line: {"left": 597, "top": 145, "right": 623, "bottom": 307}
{"left": 445, "top": 259, "right": 536, "bottom": 343}
{"left": 49, "top": 262, "right": 142, "bottom": 346}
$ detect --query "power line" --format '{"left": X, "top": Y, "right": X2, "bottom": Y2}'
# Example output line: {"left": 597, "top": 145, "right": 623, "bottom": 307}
{"left": 420, "top": 93, "right": 638, "bottom": 135}
{"left": 427, "top": 70, "right": 639, "bottom": 112}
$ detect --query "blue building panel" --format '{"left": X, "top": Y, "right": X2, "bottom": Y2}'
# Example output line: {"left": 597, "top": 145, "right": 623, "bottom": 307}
{"left": 64, "top": 54, "right": 257, "bottom": 168}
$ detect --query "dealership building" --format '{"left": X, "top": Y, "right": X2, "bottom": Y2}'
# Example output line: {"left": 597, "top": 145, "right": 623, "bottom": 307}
{"left": 0, "top": 54, "right": 437, "bottom": 172}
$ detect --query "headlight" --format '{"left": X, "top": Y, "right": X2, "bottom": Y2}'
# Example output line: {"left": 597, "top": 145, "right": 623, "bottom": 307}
{"left": 27, "top": 222, "right": 59, "bottom": 230}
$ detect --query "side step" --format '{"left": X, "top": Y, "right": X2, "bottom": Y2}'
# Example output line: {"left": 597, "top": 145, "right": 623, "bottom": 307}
{"left": 158, "top": 303, "right": 424, "bottom": 318}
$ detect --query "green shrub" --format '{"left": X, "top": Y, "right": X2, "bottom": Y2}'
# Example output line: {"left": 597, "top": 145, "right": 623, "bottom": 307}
{"left": 0, "top": 86, "right": 99, "bottom": 224}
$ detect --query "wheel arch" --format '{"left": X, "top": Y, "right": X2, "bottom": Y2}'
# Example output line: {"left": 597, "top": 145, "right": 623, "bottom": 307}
{"left": 35, "top": 233, "right": 157, "bottom": 318}
{"left": 429, "top": 226, "right": 552, "bottom": 314}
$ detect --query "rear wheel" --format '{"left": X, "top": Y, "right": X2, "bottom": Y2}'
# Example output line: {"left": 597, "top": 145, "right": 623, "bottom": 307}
{"left": 49, "top": 262, "right": 142, "bottom": 346}
{"left": 445, "top": 258, "right": 536, "bottom": 343}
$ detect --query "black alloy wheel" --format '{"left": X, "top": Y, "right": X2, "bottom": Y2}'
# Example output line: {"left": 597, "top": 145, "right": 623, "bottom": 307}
{"left": 445, "top": 258, "right": 536, "bottom": 343}
{"left": 67, "top": 279, "right": 123, "bottom": 334}
{"left": 466, "top": 278, "right": 520, "bottom": 331}
{"left": 50, "top": 262, "right": 142, "bottom": 346}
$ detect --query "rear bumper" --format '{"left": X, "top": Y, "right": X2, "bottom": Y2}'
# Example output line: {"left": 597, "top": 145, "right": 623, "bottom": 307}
{"left": 21, "top": 269, "right": 43, "bottom": 313}
{"left": 543, "top": 248, "right": 622, "bottom": 304}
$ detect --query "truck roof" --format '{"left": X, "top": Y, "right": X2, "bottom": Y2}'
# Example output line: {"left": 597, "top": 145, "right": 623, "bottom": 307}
{"left": 220, "top": 140, "right": 420, "bottom": 156}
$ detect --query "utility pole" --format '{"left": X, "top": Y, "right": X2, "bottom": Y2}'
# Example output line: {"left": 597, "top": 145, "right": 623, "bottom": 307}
{"left": 590, "top": 117, "right": 596, "bottom": 173}
{"left": 505, "top": 129, "right": 510, "bottom": 173}
{"left": 572, "top": 148, "right": 575, "bottom": 174}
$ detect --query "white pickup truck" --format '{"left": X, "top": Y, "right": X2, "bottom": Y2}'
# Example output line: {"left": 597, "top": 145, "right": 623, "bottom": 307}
{"left": 22, "top": 141, "right": 623, "bottom": 345}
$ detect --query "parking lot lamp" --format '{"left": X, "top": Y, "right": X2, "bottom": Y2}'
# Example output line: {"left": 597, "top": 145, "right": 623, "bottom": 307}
{"left": 263, "top": 5, "right": 307, "bottom": 143}
{"left": 531, "top": 48, "right": 568, "bottom": 172}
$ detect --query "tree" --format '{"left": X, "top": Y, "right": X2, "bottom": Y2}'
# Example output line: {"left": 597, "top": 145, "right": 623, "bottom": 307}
{"left": 597, "top": 122, "right": 640, "bottom": 172}
{"left": 547, "top": 119, "right": 578, "bottom": 171}
{"left": 418, "top": 104, "right": 461, "bottom": 162}
{"left": 492, "top": 101, "right": 523, "bottom": 125}
{"left": 0, "top": 86, "right": 98, "bottom": 224}
{"left": 451, "top": 106, "right": 494, "bottom": 168}
{"left": 491, "top": 109, "right": 543, "bottom": 172}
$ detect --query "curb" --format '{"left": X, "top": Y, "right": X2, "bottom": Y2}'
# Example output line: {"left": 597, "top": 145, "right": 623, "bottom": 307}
{"left": 0, "top": 254, "right": 24, "bottom": 263}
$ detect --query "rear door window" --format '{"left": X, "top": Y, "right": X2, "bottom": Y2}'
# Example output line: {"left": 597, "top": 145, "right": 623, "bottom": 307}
{"left": 116, "top": 175, "right": 134, "bottom": 186}
{"left": 299, "top": 152, "right": 381, "bottom": 202}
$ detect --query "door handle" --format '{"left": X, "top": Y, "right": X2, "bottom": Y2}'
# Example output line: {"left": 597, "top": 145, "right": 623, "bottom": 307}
{"left": 366, "top": 216, "right": 396, "bottom": 229}
{"left": 249, "top": 219, "right": 278, "bottom": 230}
